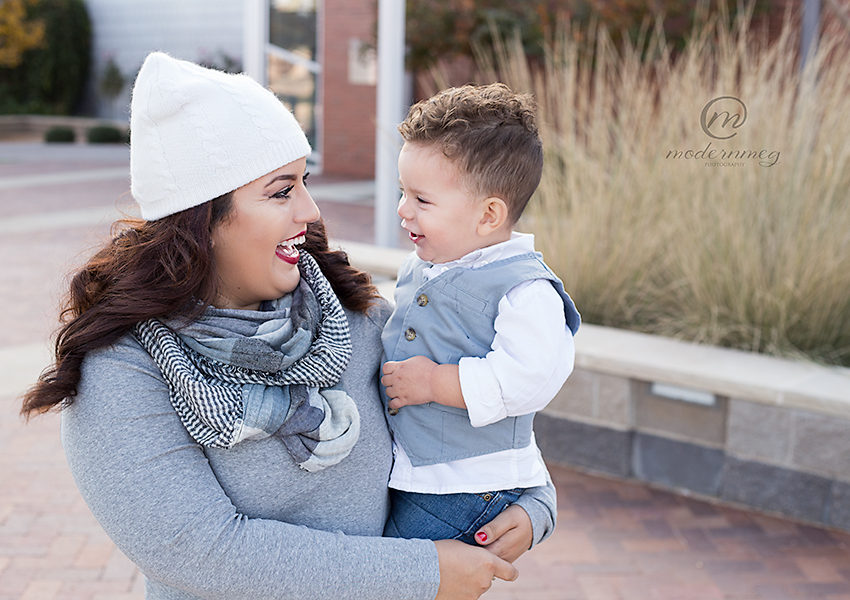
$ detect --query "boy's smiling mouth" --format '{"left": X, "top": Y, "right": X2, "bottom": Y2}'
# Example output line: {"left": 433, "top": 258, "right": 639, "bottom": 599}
{"left": 276, "top": 230, "right": 306, "bottom": 264}
{"left": 402, "top": 225, "right": 423, "bottom": 243}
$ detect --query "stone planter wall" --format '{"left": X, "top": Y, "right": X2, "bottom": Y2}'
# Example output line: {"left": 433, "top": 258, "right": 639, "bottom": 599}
{"left": 538, "top": 324, "right": 850, "bottom": 532}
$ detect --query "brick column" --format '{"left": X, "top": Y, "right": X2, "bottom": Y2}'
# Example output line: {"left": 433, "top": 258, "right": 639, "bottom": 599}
{"left": 321, "top": 0, "right": 377, "bottom": 178}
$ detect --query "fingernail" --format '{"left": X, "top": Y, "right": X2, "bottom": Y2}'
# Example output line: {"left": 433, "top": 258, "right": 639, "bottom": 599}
{"left": 476, "top": 532, "right": 487, "bottom": 543}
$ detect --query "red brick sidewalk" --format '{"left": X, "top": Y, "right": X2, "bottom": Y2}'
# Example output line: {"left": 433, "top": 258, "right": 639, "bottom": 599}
{"left": 0, "top": 403, "right": 144, "bottom": 600}
{"left": 491, "top": 463, "right": 850, "bottom": 600}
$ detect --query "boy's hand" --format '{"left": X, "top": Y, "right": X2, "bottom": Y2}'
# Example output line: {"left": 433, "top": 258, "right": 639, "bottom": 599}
{"left": 382, "top": 356, "right": 438, "bottom": 409}
{"left": 382, "top": 357, "right": 466, "bottom": 411}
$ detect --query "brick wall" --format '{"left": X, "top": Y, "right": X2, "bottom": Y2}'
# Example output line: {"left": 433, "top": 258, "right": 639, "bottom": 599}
{"left": 321, "top": 0, "right": 377, "bottom": 178}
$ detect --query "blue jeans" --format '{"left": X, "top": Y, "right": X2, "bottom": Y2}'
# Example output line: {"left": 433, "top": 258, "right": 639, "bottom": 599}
{"left": 383, "top": 488, "right": 524, "bottom": 544}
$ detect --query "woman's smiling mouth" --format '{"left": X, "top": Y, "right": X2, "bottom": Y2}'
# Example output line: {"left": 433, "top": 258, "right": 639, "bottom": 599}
{"left": 276, "top": 231, "right": 306, "bottom": 264}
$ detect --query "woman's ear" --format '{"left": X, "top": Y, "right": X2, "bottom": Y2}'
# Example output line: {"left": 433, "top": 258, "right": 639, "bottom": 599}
{"left": 477, "top": 196, "right": 510, "bottom": 236}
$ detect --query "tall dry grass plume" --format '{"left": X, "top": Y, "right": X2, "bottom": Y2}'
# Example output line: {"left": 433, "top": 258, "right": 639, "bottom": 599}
{"left": 469, "top": 4, "right": 850, "bottom": 367}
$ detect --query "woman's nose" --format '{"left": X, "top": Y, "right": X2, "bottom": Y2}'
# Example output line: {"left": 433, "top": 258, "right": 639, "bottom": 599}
{"left": 298, "top": 191, "right": 321, "bottom": 222}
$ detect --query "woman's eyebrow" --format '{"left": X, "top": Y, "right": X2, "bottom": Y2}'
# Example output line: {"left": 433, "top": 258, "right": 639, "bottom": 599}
{"left": 264, "top": 174, "right": 297, "bottom": 189}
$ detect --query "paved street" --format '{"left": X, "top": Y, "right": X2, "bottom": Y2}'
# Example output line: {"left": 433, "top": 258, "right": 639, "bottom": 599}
{"left": 2, "top": 142, "right": 850, "bottom": 599}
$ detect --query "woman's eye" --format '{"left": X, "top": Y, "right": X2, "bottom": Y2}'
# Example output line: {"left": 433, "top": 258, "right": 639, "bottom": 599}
{"left": 303, "top": 172, "right": 310, "bottom": 186}
{"left": 272, "top": 185, "right": 295, "bottom": 199}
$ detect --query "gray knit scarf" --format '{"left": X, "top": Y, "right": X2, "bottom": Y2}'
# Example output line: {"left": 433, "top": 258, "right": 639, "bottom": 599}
{"left": 133, "top": 252, "right": 359, "bottom": 472}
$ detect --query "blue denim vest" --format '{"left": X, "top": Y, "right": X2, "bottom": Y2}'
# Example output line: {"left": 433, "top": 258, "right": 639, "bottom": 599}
{"left": 381, "top": 251, "right": 580, "bottom": 466}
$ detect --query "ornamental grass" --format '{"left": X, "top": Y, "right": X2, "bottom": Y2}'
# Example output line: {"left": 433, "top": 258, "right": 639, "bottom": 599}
{"left": 469, "top": 4, "right": 850, "bottom": 366}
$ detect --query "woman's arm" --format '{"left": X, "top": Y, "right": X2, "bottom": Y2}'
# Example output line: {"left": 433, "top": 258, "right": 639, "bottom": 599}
{"left": 513, "top": 474, "right": 558, "bottom": 546}
{"left": 63, "top": 338, "right": 440, "bottom": 600}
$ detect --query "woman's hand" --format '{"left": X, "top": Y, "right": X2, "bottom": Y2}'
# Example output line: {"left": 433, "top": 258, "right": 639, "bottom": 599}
{"left": 434, "top": 539, "right": 518, "bottom": 600}
{"left": 474, "top": 504, "right": 534, "bottom": 563}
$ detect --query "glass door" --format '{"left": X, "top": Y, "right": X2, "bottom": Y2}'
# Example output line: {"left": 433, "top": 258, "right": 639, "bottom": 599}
{"left": 267, "top": 0, "right": 321, "bottom": 166}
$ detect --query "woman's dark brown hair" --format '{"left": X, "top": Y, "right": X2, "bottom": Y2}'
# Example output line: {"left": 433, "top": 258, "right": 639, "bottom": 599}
{"left": 21, "top": 194, "right": 379, "bottom": 418}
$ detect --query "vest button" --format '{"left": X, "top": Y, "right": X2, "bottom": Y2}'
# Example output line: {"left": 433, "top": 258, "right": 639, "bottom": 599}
{"left": 482, "top": 493, "right": 493, "bottom": 501}
{"left": 388, "top": 407, "right": 399, "bottom": 416}
{"left": 404, "top": 327, "right": 416, "bottom": 341}
{"left": 417, "top": 293, "right": 429, "bottom": 306}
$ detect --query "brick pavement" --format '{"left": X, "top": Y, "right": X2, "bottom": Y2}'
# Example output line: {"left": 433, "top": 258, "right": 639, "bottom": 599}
{"left": 2, "top": 142, "right": 850, "bottom": 599}
{"left": 489, "top": 463, "right": 850, "bottom": 600}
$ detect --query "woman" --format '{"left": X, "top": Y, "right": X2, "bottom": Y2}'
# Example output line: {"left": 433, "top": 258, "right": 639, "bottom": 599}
{"left": 21, "top": 52, "right": 556, "bottom": 600}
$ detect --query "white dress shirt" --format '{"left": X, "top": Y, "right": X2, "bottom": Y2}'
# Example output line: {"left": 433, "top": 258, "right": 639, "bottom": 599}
{"left": 388, "top": 232, "right": 575, "bottom": 494}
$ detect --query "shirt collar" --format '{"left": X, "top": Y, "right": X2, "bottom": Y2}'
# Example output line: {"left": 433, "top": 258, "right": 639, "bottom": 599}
{"left": 422, "top": 232, "right": 535, "bottom": 280}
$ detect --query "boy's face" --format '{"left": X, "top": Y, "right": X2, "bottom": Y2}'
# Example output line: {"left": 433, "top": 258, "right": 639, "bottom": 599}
{"left": 397, "top": 142, "right": 488, "bottom": 264}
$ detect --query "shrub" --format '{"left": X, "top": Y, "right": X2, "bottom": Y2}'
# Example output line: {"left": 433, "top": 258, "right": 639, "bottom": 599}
{"left": 44, "top": 125, "right": 75, "bottom": 143}
{"left": 99, "top": 55, "right": 125, "bottom": 102}
{"left": 403, "top": 0, "right": 772, "bottom": 73}
{"left": 473, "top": 8, "right": 850, "bottom": 366}
{"left": 86, "top": 125, "right": 125, "bottom": 144}
{"left": 0, "top": 0, "right": 91, "bottom": 115}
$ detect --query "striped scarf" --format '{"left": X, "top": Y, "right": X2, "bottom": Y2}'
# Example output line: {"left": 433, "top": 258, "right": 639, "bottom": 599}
{"left": 133, "top": 252, "right": 359, "bottom": 472}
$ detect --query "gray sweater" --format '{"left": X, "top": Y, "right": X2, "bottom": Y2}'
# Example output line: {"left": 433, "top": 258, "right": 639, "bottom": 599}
{"left": 61, "top": 301, "right": 556, "bottom": 599}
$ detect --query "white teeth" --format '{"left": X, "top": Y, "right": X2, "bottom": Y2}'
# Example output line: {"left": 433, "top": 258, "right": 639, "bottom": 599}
{"left": 278, "top": 234, "right": 306, "bottom": 247}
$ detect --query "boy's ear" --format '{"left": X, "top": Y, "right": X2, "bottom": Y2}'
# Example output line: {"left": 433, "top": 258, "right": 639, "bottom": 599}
{"left": 477, "top": 196, "right": 510, "bottom": 235}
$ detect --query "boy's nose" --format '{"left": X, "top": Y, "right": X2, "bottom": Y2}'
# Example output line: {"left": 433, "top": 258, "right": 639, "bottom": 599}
{"left": 397, "top": 195, "right": 413, "bottom": 220}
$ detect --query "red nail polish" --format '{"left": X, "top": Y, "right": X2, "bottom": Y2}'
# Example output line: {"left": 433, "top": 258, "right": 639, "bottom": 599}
{"left": 476, "top": 532, "right": 487, "bottom": 543}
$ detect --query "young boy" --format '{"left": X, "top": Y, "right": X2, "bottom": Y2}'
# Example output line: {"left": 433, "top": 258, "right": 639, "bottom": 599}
{"left": 380, "top": 83, "right": 581, "bottom": 545}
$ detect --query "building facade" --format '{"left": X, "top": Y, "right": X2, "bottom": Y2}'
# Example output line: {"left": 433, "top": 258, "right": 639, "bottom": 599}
{"left": 84, "top": 0, "right": 379, "bottom": 178}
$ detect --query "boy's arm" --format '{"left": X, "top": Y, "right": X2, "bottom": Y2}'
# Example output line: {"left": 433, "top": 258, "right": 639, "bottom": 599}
{"left": 381, "top": 278, "right": 572, "bottom": 417}
{"left": 382, "top": 356, "right": 465, "bottom": 409}
{"left": 460, "top": 278, "right": 573, "bottom": 427}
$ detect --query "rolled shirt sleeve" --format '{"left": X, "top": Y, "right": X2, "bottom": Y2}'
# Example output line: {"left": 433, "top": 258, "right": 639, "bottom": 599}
{"left": 459, "top": 278, "right": 575, "bottom": 428}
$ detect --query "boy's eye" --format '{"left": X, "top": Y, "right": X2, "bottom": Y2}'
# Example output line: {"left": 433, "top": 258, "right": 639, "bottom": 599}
{"left": 272, "top": 185, "right": 295, "bottom": 199}
{"left": 417, "top": 196, "right": 430, "bottom": 205}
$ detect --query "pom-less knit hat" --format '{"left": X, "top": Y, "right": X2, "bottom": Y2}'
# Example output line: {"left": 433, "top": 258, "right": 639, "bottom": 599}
{"left": 130, "top": 52, "right": 311, "bottom": 220}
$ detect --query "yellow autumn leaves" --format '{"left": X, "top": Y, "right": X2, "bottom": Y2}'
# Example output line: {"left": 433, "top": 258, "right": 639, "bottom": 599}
{"left": 0, "top": 0, "right": 44, "bottom": 68}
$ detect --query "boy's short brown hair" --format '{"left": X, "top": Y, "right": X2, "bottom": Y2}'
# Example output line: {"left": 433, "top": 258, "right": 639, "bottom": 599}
{"left": 398, "top": 83, "right": 543, "bottom": 224}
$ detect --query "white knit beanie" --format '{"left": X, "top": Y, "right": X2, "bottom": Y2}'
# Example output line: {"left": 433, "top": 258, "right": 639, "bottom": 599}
{"left": 130, "top": 52, "right": 311, "bottom": 220}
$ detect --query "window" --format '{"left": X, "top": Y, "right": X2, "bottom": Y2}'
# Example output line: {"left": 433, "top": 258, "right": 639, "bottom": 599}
{"left": 268, "top": 0, "right": 321, "bottom": 165}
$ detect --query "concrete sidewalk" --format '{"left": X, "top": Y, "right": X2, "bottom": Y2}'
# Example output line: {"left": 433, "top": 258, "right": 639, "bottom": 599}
{"left": 2, "top": 142, "right": 850, "bottom": 599}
